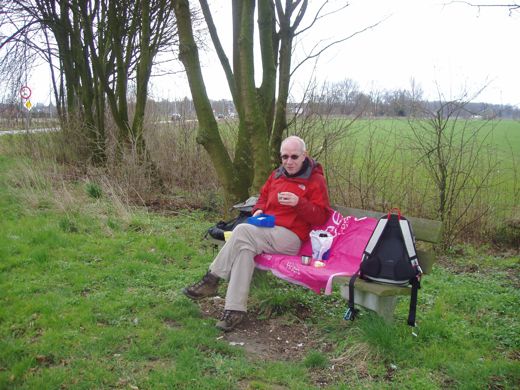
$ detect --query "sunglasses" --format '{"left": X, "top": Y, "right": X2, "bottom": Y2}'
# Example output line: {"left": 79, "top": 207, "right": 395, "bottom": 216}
{"left": 280, "top": 154, "right": 301, "bottom": 160}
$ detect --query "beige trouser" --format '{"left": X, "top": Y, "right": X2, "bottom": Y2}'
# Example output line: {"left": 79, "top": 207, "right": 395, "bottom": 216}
{"left": 209, "top": 223, "right": 301, "bottom": 312}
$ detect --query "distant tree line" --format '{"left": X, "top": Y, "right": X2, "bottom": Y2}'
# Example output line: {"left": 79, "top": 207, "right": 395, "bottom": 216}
{"left": 2, "top": 84, "right": 518, "bottom": 122}
{"left": 299, "top": 80, "right": 520, "bottom": 119}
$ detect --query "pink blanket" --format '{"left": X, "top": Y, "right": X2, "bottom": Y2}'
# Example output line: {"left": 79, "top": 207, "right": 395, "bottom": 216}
{"left": 254, "top": 210, "right": 377, "bottom": 294}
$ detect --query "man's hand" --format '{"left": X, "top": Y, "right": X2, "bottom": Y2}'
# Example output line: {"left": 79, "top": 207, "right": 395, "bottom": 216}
{"left": 253, "top": 209, "right": 263, "bottom": 217}
{"left": 277, "top": 192, "right": 299, "bottom": 207}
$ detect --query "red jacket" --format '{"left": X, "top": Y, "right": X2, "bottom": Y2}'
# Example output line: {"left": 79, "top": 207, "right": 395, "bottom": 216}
{"left": 253, "top": 158, "right": 331, "bottom": 241}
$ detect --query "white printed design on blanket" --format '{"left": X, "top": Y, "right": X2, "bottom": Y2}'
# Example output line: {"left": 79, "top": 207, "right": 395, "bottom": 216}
{"left": 284, "top": 261, "right": 301, "bottom": 275}
{"left": 321, "top": 210, "right": 355, "bottom": 240}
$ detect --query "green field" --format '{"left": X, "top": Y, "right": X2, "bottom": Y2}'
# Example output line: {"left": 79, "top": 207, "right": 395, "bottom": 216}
{"left": 347, "top": 118, "right": 520, "bottom": 172}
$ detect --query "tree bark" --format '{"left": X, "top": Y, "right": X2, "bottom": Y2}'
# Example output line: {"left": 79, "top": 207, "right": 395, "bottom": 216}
{"left": 174, "top": 0, "right": 246, "bottom": 202}
{"left": 237, "top": 1, "right": 271, "bottom": 192}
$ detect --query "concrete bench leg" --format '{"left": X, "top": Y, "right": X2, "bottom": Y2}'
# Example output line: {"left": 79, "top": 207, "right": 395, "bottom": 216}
{"left": 340, "top": 285, "right": 398, "bottom": 323}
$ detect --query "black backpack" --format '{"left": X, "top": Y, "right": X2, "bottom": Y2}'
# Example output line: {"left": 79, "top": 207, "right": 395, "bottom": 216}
{"left": 345, "top": 209, "right": 423, "bottom": 326}
{"left": 206, "top": 196, "right": 258, "bottom": 241}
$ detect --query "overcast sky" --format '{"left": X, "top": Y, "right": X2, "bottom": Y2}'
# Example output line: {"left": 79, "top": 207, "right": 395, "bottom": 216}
{"left": 29, "top": 0, "right": 520, "bottom": 107}
{"left": 311, "top": 0, "right": 520, "bottom": 106}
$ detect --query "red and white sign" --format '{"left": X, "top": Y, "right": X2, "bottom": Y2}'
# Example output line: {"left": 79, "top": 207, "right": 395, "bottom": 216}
{"left": 20, "top": 86, "right": 32, "bottom": 100}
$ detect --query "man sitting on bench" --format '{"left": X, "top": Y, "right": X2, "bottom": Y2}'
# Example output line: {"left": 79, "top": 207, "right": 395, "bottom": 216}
{"left": 182, "top": 136, "right": 331, "bottom": 331}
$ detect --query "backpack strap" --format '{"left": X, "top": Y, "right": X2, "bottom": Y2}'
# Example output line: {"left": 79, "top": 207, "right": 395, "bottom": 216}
{"left": 408, "top": 277, "right": 421, "bottom": 326}
{"left": 345, "top": 217, "right": 388, "bottom": 322}
{"left": 399, "top": 220, "right": 419, "bottom": 262}
{"left": 398, "top": 216, "right": 422, "bottom": 326}
{"left": 344, "top": 268, "right": 360, "bottom": 321}
{"left": 363, "top": 217, "right": 388, "bottom": 257}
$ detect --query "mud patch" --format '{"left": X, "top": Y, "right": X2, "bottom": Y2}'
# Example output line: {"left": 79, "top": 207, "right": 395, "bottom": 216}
{"left": 196, "top": 296, "right": 374, "bottom": 388}
{"left": 198, "top": 296, "right": 325, "bottom": 362}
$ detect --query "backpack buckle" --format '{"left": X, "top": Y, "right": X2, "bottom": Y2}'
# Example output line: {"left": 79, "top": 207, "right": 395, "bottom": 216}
{"left": 343, "top": 307, "right": 357, "bottom": 321}
{"left": 411, "top": 258, "right": 423, "bottom": 276}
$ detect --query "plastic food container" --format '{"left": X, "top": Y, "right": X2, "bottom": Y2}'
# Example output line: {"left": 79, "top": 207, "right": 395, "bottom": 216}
{"left": 247, "top": 214, "right": 275, "bottom": 227}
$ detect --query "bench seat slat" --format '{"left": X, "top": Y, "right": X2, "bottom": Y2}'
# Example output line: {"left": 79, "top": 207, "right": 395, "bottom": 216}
{"left": 333, "top": 206, "right": 442, "bottom": 244}
{"left": 332, "top": 276, "right": 412, "bottom": 297}
{"left": 417, "top": 249, "right": 435, "bottom": 274}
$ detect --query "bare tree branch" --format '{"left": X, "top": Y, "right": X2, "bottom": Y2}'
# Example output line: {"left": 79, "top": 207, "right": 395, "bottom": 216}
{"left": 198, "top": 0, "right": 237, "bottom": 102}
{"left": 294, "top": 1, "right": 350, "bottom": 37}
{"left": 291, "top": 18, "right": 386, "bottom": 77}
{"left": 445, "top": 1, "right": 520, "bottom": 15}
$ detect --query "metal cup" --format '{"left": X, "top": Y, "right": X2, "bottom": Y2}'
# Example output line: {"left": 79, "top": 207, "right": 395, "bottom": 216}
{"left": 301, "top": 255, "right": 311, "bottom": 265}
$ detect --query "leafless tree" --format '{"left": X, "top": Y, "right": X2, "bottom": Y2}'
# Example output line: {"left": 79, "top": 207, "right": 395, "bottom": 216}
{"left": 173, "top": 0, "right": 381, "bottom": 202}
{"left": 1, "top": 0, "right": 179, "bottom": 163}
{"left": 407, "top": 88, "right": 500, "bottom": 248}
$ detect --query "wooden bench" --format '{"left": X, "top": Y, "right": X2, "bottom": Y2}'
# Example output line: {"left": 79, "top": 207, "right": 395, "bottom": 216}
{"left": 205, "top": 206, "right": 443, "bottom": 323}
{"left": 331, "top": 206, "right": 443, "bottom": 322}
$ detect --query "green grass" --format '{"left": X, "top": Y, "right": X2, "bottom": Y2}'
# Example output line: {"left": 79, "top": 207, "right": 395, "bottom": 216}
{"left": 0, "top": 118, "right": 60, "bottom": 131}
{"left": 0, "top": 153, "right": 519, "bottom": 389}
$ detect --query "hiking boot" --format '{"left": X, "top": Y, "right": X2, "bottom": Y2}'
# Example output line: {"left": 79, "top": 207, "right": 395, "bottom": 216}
{"left": 215, "top": 310, "right": 245, "bottom": 332}
{"left": 182, "top": 271, "right": 220, "bottom": 300}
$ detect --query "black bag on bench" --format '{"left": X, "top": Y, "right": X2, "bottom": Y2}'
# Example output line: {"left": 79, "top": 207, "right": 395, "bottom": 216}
{"left": 206, "top": 196, "right": 258, "bottom": 241}
{"left": 345, "top": 209, "right": 423, "bottom": 326}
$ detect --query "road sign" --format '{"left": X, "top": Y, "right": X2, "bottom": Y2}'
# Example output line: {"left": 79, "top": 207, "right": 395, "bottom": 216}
{"left": 24, "top": 100, "right": 32, "bottom": 111}
{"left": 20, "top": 86, "right": 32, "bottom": 100}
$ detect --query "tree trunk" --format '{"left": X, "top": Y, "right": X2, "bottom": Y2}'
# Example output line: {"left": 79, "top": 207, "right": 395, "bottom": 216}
{"left": 132, "top": 0, "right": 153, "bottom": 157}
{"left": 174, "top": 0, "right": 246, "bottom": 202}
{"left": 237, "top": 1, "right": 271, "bottom": 192}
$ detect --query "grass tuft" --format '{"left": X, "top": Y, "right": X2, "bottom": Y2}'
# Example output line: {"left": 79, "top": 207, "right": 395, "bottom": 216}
{"left": 85, "top": 181, "right": 103, "bottom": 199}
{"left": 303, "top": 350, "right": 329, "bottom": 369}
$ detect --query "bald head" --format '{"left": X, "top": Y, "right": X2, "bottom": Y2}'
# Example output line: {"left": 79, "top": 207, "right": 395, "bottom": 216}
{"left": 280, "top": 136, "right": 307, "bottom": 175}
{"left": 280, "top": 136, "right": 306, "bottom": 154}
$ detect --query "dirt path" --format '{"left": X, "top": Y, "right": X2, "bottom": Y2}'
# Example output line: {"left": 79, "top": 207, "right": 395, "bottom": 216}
{"left": 198, "top": 296, "right": 326, "bottom": 362}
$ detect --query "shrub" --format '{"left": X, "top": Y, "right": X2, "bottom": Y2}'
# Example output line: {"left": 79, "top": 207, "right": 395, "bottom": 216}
{"left": 491, "top": 217, "right": 520, "bottom": 250}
